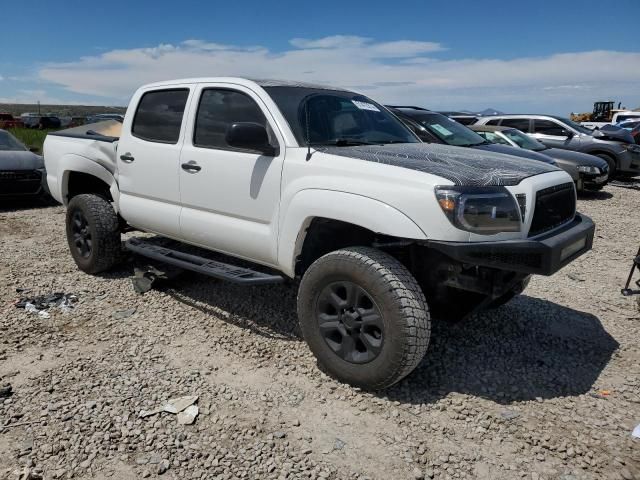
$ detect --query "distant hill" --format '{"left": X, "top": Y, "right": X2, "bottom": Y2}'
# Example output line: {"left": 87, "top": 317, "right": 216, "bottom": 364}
{"left": 476, "top": 108, "right": 505, "bottom": 116}
{"left": 0, "top": 103, "right": 126, "bottom": 117}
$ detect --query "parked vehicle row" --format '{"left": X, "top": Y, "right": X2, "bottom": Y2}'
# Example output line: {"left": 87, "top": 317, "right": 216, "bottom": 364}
{"left": 9, "top": 112, "right": 125, "bottom": 130}
{"left": 469, "top": 125, "right": 609, "bottom": 191}
{"left": 43, "top": 77, "right": 595, "bottom": 389}
{"left": 474, "top": 114, "right": 640, "bottom": 177}
{"left": 388, "top": 107, "right": 609, "bottom": 192}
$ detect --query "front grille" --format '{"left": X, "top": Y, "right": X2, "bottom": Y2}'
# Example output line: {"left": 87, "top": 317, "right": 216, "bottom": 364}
{"left": 0, "top": 170, "right": 42, "bottom": 195}
{"left": 468, "top": 250, "right": 542, "bottom": 269}
{"left": 529, "top": 182, "right": 575, "bottom": 237}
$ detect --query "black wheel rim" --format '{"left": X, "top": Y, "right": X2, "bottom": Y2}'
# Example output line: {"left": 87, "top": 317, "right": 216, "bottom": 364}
{"left": 315, "top": 281, "right": 384, "bottom": 364}
{"left": 71, "top": 210, "right": 92, "bottom": 258}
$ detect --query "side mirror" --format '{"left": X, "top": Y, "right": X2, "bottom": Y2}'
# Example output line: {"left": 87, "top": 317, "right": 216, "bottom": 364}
{"left": 563, "top": 130, "right": 575, "bottom": 139}
{"left": 225, "top": 122, "right": 277, "bottom": 156}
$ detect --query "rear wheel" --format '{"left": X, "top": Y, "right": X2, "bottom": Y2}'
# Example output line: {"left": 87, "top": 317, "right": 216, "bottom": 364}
{"left": 297, "top": 247, "right": 430, "bottom": 390}
{"left": 66, "top": 194, "right": 121, "bottom": 274}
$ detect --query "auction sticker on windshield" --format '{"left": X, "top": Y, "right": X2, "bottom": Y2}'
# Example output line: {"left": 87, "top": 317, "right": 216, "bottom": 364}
{"left": 352, "top": 100, "right": 380, "bottom": 112}
{"left": 431, "top": 124, "right": 453, "bottom": 136}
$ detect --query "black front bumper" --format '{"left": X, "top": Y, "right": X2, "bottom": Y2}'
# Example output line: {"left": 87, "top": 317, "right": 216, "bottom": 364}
{"left": 424, "top": 213, "right": 595, "bottom": 276}
{"left": 581, "top": 171, "right": 609, "bottom": 188}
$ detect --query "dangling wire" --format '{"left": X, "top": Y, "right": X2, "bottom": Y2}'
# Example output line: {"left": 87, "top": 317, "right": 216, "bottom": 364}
{"left": 305, "top": 100, "right": 312, "bottom": 161}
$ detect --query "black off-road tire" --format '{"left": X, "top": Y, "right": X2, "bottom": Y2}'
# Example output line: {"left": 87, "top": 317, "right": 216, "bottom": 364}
{"left": 66, "top": 194, "right": 121, "bottom": 274}
{"left": 297, "top": 247, "right": 430, "bottom": 390}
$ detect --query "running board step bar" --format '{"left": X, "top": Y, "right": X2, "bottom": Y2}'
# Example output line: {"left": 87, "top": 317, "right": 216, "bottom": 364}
{"left": 125, "top": 238, "right": 284, "bottom": 286}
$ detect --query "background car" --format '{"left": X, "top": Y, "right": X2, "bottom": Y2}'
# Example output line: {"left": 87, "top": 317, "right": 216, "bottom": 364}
{"left": 388, "top": 106, "right": 558, "bottom": 168}
{"left": 617, "top": 119, "right": 640, "bottom": 131}
{"left": 470, "top": 125, "right": 609, "bottom": 191}
{"left": 85, "top": 113, "right": 125, "bottom": 124}
{"left": 437, "top": 111, "right": 480, "bottom": 125}
{"left": 475, "top": 114, "right": 640, "bottom": 177}
{"left": 0, "top": 129, "right": 47, "bottom": 198}
{"left": 0, "top": 113, "right": 24, "bottom": 129}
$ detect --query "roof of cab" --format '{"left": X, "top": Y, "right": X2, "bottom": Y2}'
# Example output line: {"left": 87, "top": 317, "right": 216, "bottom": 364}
{"left": 469, "top": 125, "right": 512, "bottom": 132}
{"left": 139, "top": 77, "right": 343, "bottom": 91}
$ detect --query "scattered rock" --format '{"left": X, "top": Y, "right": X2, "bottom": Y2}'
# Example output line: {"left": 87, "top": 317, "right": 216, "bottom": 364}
{"left": 334, "top": 438, "right": 346, "bottom": 451}
{"left": 176, "top": 405, "right": 198, "bottom": 425}
{"left": 163, "top": 395, "right": 198, "bottom": 414}
{"left": 111, "top": 308, "right": 136, "bottom": 320}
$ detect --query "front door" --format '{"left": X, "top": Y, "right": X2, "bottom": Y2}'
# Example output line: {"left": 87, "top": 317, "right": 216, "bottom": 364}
{"left": 178, "top": 84, "right": 285, "bottom": 266}
{"left": 530, "top": 119, "right": 578, "bottom": 150}
{"left": 117, "top": 87, "right": 192, "bottom": 238}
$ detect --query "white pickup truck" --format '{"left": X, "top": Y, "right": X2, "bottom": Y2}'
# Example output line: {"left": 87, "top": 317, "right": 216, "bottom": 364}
{"left": 581, "top": 110, "right": 640, "bottom": 130}
{"left": 44, "top": 78, "right": 595, "bottom": 389}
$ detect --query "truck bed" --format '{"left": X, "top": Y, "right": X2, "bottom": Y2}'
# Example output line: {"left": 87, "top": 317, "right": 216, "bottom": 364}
{"left": 43, "top": 120, "right": 122, "bottom": 203}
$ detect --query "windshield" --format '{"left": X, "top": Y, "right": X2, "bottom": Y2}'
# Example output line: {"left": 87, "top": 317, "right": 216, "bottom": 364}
{"left": 406, "top": 112, "right": 486, "bottom": 147}
{"left": 263, "top": 87, "right": 419, "bottom": 146}
{"left": 475, "top": 130, "right": 511, "bottom": 146}
{"left": 0, "top": 131, "right": 27, "bottom": 151}
{"left": 552, "top": 116, "right": 593, "bottom": 135}
{"left": 501, "top": 129, "right": 546, "bottom": 151}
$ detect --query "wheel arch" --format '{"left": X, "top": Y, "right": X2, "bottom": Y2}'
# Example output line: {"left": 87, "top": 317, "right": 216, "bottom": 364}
{"left": 59, "top": 154, "right": 119, "bottom": 208}
{"left": 277, "top": 189, "right": 427, "bottom": 277}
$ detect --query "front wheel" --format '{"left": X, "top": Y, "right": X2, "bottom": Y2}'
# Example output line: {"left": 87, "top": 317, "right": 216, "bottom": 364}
{"left": 297, "top": 247, "right": 430, "bottom": 390}
{"left": 595, "top": 153, "right": 617, "bottom": 178}
{"left": 65, "top": 194, "right": 121, "bottom": 274}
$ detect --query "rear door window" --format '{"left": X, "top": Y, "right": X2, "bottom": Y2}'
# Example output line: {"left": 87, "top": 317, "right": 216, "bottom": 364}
{"left": 485, "top": 119, "right": 501, "bottom": 126}
{"left": 500, "top": 118, "right": 531, "bottom": 132}
{"left": 533, "top": 119, "right": 566, "bottom": 136}
{"left": 132, "top": 89, "right": 189, "bottom": 144}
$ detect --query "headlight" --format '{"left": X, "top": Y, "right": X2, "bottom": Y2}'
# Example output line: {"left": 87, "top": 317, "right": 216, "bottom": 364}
{"left": 435, "top": 186, "right": 521, "bottom": 234}
{"left": 626, "top": 144, "right": 640, "bottom": 154}
{"left": 577, "top": 165, "right": 601, "bottom": 174}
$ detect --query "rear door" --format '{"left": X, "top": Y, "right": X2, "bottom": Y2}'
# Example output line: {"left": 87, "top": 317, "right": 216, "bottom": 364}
{"left": 117, "top": 86, "right": 193, "bottom": 237}
{"left": 530, "top": 118, "right": 576, "bottom": 149}
{"left": 178, "top": 83, "right": 285, "bottom": 265}
{"left": 499, "top": 118, "right": 532, "bottom": 134}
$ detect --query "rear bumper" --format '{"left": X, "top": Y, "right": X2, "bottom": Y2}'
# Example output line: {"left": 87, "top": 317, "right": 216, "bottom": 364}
{"left": 424, "top": 213, "right": 595, "bottom": 276}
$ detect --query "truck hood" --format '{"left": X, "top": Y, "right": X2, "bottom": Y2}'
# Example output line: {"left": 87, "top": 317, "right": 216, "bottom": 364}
{"left": 472, "top": 143, "right": 556, "bottom": 165}
{"left": 543, "top": 148, "right": 608, "bottom": 168}
{"left": 0, "top": 150, "right": 44, "bottom": 170}
{"left": 317, "top": 143, "right": 558, "bottom": 186}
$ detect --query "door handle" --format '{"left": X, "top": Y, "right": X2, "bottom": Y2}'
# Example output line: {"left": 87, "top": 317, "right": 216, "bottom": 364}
{"left": 120, "top": 153, "right": 135, "bottom": 163}
{"left": 181, "top": 162, "right": 201, "bottom": 173}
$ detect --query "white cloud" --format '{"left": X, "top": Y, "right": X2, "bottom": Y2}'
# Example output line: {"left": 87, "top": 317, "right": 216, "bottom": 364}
{"left": 0, "top": 89, "right": 83, "bottom": 105}
{"left": 37, "top": 35, "right": 640, "bottom": 112}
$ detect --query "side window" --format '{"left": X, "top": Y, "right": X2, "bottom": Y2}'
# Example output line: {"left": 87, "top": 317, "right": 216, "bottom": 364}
{"left": 500, "top": 118, "right": 530, "bottom": 132}
{"left": 533, "top": 119, "right": 567, "bottom": 136}
{"left": 485, "top": 119, "right": 501, "bottom": 126}
{"left": 194, "top": 89, "right": 273, "bottom": 150}
{"left": 132, "top": 89, "right": 189, "bottom": 143}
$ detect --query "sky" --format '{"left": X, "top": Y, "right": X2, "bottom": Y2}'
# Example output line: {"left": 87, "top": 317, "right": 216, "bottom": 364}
{"left": 1, "top": 0, "right": 639, "bottom": 114}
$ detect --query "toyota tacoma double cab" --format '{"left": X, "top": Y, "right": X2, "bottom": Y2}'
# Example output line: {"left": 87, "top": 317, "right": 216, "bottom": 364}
{"left": 43, "top": 78, "right": 595, "bottom": 389}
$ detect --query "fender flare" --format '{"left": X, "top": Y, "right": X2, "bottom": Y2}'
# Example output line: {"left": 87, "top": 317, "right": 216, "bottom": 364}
{"left": 57, "top": 154, "right": 119, "bottom": 208}
{"left": 277, "top": 189, "right": 427, "bottom": 277}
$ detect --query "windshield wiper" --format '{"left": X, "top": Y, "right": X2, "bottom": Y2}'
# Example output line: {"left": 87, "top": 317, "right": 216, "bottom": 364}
{"left": 312, "top": 138, "right": 377, "bottom": 147}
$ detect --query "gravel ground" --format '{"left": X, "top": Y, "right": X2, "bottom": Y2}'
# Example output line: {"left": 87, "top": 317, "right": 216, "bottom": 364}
{"left": 1, "top": 184, "right": 639, "bottom": 480}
